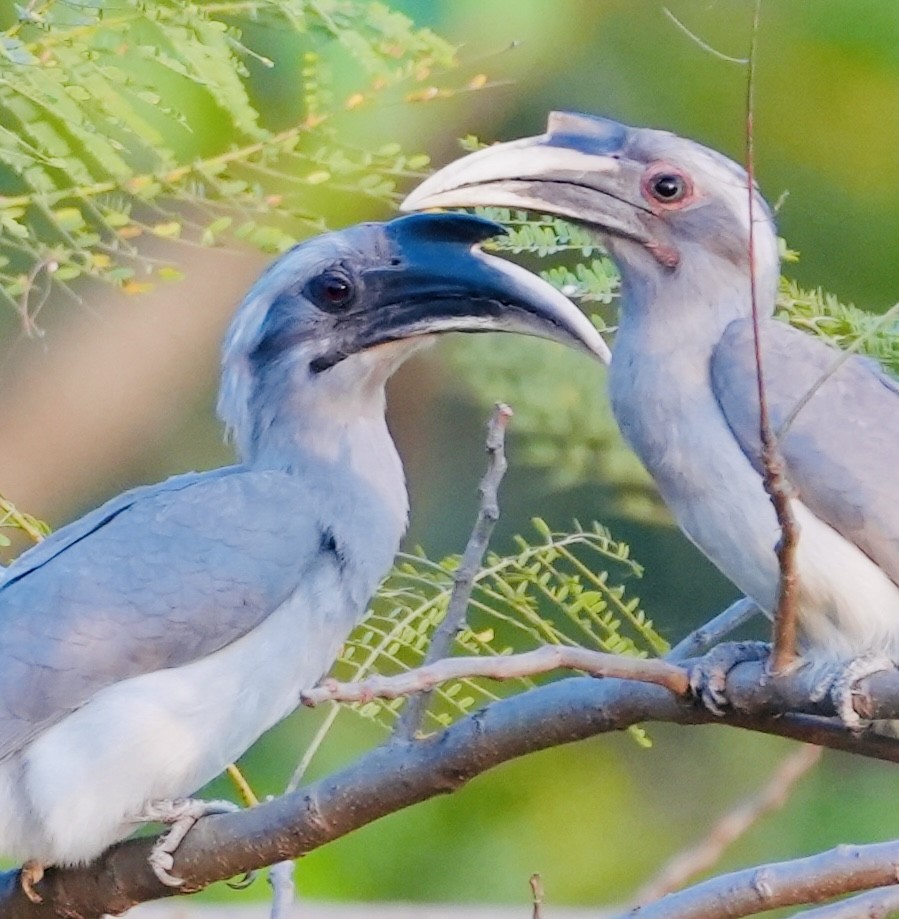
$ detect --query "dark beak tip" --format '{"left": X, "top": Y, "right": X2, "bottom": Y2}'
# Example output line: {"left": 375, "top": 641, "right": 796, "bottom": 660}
{"left": 391, "top": 212, "right": 507, "bottom": 248}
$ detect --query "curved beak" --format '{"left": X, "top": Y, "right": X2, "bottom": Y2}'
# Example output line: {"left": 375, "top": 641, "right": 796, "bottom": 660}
{"left": 402, "top": 112, "right": 655, "bottom": 250}
{"left": 319, "top": 212, "right": 610, "bottom": 369}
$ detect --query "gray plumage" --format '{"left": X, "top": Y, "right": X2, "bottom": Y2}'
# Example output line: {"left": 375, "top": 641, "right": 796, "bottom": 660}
{"left": 712, "top": 319, "right": 899, "bottom": 587}
{"left": 403, "top": 112, "right": 899, "bottom": 664}
{"left": 0, "top": 465, "right": 386, "bottom": 760}
{"left": 0, "top": 212, "right": 606, "bottom": 871}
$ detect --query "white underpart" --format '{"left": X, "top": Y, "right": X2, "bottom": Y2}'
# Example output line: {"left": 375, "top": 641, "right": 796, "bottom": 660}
{"left": 790, "top": 502, "right": 899, "bottom": 661}
{"left": 0, "top": 568, "right": 352, "bottom": 865}
{"left": 0, "top": 346, "right": 411, "bottom": 868}
{"left": 608, "top": 267, "right": 899, "bottom": 667}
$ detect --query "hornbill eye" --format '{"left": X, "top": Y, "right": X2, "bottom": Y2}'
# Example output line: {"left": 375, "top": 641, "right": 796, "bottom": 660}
{"left": 647, "top": 172, "right": 689, "bottom": 204}
{"left": 306, "top": 269, "right": 356, "bottom": 312}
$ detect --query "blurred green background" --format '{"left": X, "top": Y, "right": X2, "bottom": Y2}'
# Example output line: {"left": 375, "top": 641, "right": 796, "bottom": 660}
{"left": 0, "top": 0, "right": 897, "bottom": 909}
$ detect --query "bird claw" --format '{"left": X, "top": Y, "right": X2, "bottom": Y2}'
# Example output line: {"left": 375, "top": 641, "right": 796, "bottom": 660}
{"left": 19, "top": 859, "right": 45, "bottom": 903}
{"left": 824, "top": 655, "right": 896, "bottom": 732}
{"left": 689, "top": 641, "right": 771, "bottom": 715}
{"left": 137, "top": 797, "right": 240, "bottom": 888}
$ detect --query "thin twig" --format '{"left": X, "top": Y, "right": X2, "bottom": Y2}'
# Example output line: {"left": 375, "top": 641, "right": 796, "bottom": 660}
{"left": 744, "top": 0, "right": 800, "bottom": 673}
{"left": 667, "top": 598, "right": 762, "bottom": 662}
{"left": 393, "top": 402, "right": 513, "bottom": 740}
{"left": 530, "top": 874, "right": 545, "bottom": 919}
{"left": 285, "top": 702, "right": 340, "bottom": 793}
{"left": 267, "top": 861, "right": 296, "bottom": 919}
{"left": 662, "top": 7, "right": 749, "bottom": 64}
{"left": 302, "top": 645, "right": 690, "bottom": 705}
{"left": 225, "top": 764, "right": 259, "bottom": 807}
{"left": 632, "top": 744, "right": 822, "bottom": 905}
{"left": 786, "top": 885, "right": 899, "bottom": 919}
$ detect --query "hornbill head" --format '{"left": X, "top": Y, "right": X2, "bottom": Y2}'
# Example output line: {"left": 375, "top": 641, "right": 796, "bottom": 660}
{"left": 402, "top": 112, "right": 779, "bottom": 301}
{"left": 218, "top": 212, "right": 609, "bottom": 459}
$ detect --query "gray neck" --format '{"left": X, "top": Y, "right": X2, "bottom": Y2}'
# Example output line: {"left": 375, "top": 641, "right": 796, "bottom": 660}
{"left": 247, "top": 380, "right": 408, "bottom": 524}
{"left": 224, "top": 351, "right": 411, "bottom": 565}
{"left": 607, "top": 243, "right": 783, "bottom": 610}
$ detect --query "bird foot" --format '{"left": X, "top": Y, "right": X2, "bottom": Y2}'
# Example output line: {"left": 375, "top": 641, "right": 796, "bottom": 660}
{"left": 137, "top": 797, "right": 240, "bottom": 888}
{"left": 689, "top": 640, "right": 771, "bottom": 715}
{"left": 822, "top": 655, "right": 896, "bottom": 731}
{"left": 19, "top": 859, "right": 45, "bottom": 903}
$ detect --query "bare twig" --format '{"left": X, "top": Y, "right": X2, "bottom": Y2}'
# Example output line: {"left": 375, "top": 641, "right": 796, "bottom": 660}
{"left": 786, "top": 885, "right": 899, "bottom": 919}
{"left": 393, "top": 402, "right": 513, "bottom": 740}
{"left": 226, "top": 764, "right": 260, "bottom": 808}
{"left": 667, "top": 598, "right": 762, "bottom": 662}
{"left": 285, "top": 703, "right": 340, "bottom": 793}
{"left": 621, "top": 840, "right": 899, "bottom": 919}
{"left": 267, "top": 861, "right": 296, "bottom": 919}
{"left": 633, "top": 744, "right": 822, "bottom": 905}
{"left": 744, "top": 0, "right": 800, "bottom": 672}
{"left": 302, "top": 645, "right": 690, "bottom": 706}
{"left": 530, "top": 874, "right": 545, "bottom": 919}
{"left": 662, "top": 7, "right": 749, "bottom": 64}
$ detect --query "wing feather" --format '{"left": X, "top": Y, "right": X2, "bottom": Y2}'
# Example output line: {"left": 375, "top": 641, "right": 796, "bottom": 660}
{"left": 0, "top": 468, "right": 325, "bottom": 760}
{"left": 712, "top": 319, "right": 899, "bottom": 586}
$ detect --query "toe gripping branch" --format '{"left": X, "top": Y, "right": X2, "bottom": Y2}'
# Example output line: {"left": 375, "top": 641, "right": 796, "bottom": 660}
{"left": 689, "top": 641, "right": 772, "bottom": 716}
{"left": 141, "top": 798, "right": 241, "bottom": 889}
{"left": 689, "top": 642, "right": 899, "bottom": 734}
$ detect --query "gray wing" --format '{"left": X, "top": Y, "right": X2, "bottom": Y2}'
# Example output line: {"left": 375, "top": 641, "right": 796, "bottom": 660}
{"left": 712, "top": 318, "right": 899, "bottom": 586}
{"left": 0, "top": 467, "right": 239, "bottom": 589}
{"left": 0, "top": 468, "right": 325, "bottom": 760}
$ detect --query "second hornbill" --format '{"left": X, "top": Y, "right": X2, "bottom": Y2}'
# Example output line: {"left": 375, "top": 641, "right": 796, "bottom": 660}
{"left": 404, "top": 112, "right": 899, "bottom": 710}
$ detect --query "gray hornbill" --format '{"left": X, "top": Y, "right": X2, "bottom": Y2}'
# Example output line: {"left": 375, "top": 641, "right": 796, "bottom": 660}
{"left": 404, "top": 112, "right": 899, "bottom": 717}
{"left": 0, "top": 212, "right": 607, "bottom": 898}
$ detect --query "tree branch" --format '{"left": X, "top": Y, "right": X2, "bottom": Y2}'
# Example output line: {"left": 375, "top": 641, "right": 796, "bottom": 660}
{"left": 394, "top": 402, "right": 513, "bottom": 739}
{"left": 6, "top": 661, "right": 899, "bottom": 918}
{"left": 786, "top": 885, "right": 899, "bottom": 919}
{"left": 619, "top": 841, "right": 899, "bottom": 919}
{"left": 302, "top": 645, "right": 690, "bottom": 705}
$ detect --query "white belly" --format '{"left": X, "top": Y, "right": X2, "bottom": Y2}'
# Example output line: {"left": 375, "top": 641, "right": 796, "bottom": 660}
{"left": 790, "top": 502, "right": 899, "bottom": 661}
{"left": 0, "top": 567, "right": 358, "bottom": 866}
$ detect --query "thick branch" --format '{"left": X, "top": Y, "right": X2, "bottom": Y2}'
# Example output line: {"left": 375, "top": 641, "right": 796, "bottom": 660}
{"left": 6, "top": 662, "right": 899, "bottom": 918}
{"left": 787, "top": 885, "right": 899, "bottom": 919}
{"left": 620, "top": 841, "right": 899, "bottom": 919}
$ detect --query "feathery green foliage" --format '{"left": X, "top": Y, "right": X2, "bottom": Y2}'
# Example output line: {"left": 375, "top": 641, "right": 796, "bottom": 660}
{"left": 332, "top": 519, "right": 657, "bottom": 745}
{"left": 0, "top": 0, "right": 463, "bottom": 331}
{"left": 777, "top": 280, "right": 899, "bottom": 377}
{"left": 0, "top": 493, "right": 49, "bottom": 547}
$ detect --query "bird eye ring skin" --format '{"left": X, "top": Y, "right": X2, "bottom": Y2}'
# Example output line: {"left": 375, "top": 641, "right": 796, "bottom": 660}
{"left": 0, "top": 212, "right": 605, "bottom": 886}
{"left": 403, "top": 112, "right": 899, "bottom": 674}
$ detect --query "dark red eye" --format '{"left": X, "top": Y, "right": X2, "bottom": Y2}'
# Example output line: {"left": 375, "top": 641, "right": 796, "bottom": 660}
{"left": 651, "top": 174, "right": 687, "bottom": 201}
{"left": 306, "top": 269, "right": 355, "bottom": 312}
{"left": 642, "top": 166, "right": 693, "bottom": 208}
